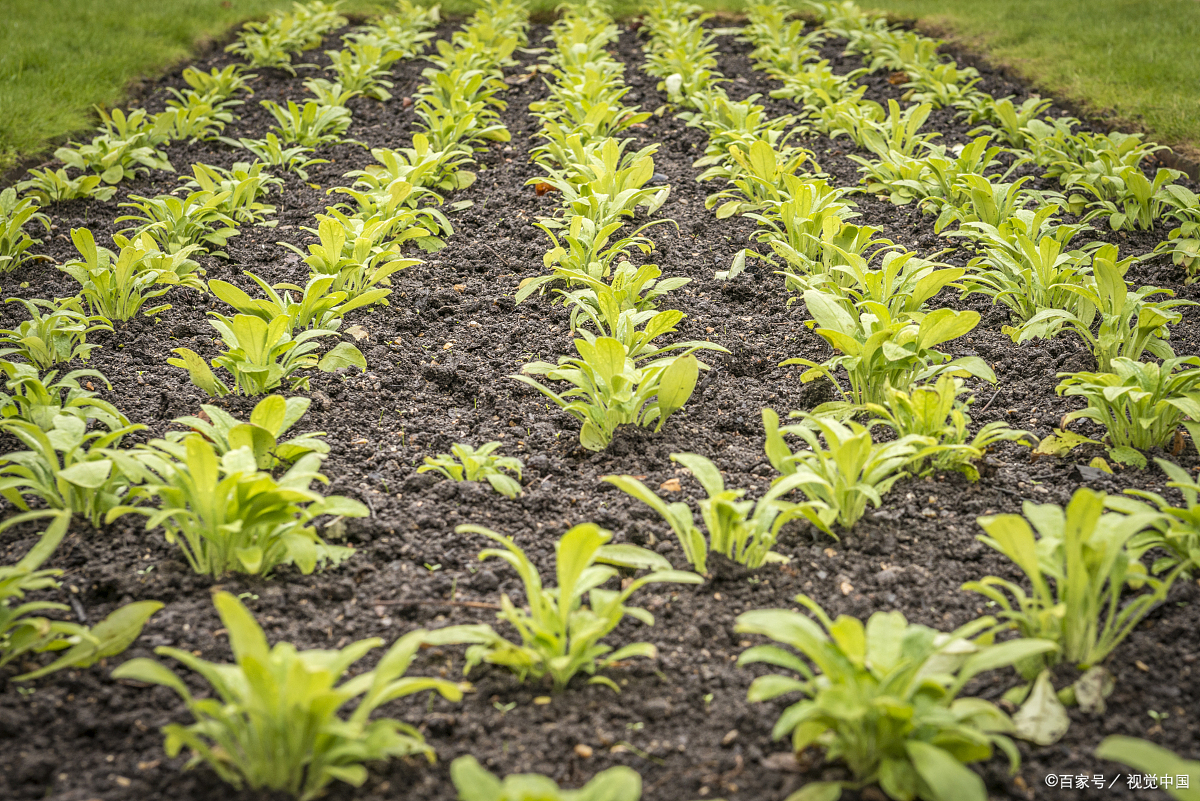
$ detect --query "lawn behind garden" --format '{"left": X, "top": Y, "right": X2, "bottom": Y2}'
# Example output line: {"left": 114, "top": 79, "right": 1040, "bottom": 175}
{"left": 856, "top": 0, "right": 1200, "bottom": 160}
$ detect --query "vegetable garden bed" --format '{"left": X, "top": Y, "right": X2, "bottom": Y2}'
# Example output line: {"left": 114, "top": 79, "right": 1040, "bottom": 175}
{"left": 1, "top": 2, "right": 1198, "bottom": 800}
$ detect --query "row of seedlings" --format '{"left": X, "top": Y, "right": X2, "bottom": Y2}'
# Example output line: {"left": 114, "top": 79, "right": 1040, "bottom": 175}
{"left": 0, "top": 4, "right": 415, "bottom": 792}
{"left": 632, "top": 0, "right": 1200, "bottom": 793}
{"left": 167, "top": 0, "right": 524, "bottom": 398}
{"left": 511, "top": 0, "right": 726, "bottom": 452}
{"left": 0, "top": 0, "right": 404, "bottom": 616}
{"left": 753, "top": 1, "right": 1200, "bottom": 471}
{"left": 0, "top": 0, "right": 447, "bottom": 686}
{"left": 638, "top": 0, "right": 1011, "bottom": 522}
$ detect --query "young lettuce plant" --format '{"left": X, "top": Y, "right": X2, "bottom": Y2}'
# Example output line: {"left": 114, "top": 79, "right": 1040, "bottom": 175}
{"left": 784, "top": 288, "right": 994, "bottom": 405}
{"left": 117, "top": 190, "right": 240, "bottom": 257}
{"left": 0, "top": 188, "right": 50, "bottom": 274}
{"left": 773, "top": 64, "right": 870, "bottom": 115}
{"left": 737, "top": 594, "right": 1055, "bottom": 801}
{"left": 517, "top": 217, "right": 659, "bottom": 299}
{"left": 959, "top": 225, "right": 1097, "bottom": 336}
{"left": 220, "top": 134, "right": 328, "bottom": 180}
{"left": 262, "top": 99, "right": 355, "bottom": 148}
{"left": 413, "top": 94, "right": 511, "bottom": 155}
{"left": 346, "top": 0, "right": 439, "bottom": 58}
{"left": 344, "top": 135, "right": 478, "bottom": 195}
{"left": 763, "top": 410, "right": 934, "bottom": 532}
{"left": 168, "top": 64, "right": 254, "bottom": 112}
{"left": 963, "top": 488, "right": 1178, "bottom": 683}
{"left": 303, "top": 77, "right": 362, "bottom": 108}
{"left": 555, "top": 261, "right": 690, "bottom": 336}
{"left": 180, "top": 161, "right": 283, "bottom": 226}
{"left": 160, "top": 98, "right": 233, "bottom": 142}
{"left": 1155, "top": 213, "right": 1200, "bottom": 284}
{"left": 225, "top": 1, "right": 347, "bottom": 72}
{"left": 419, "top": 442, "right": 523, "bottom": 499}
{"left": 451, "top": 756, "right": 641, "bottom": 801}
{"left": 931, "top": 174, "right": 1048, "bottom": 234}
{"left": 817, "top": 247, "right": 965, "bottom": 315}
{"left": 282, "top": 212, "right": 422, "bottom": 300}
{"left": 54, "top": 108, "right": 174, "bottom": 185}
{"left": 965, "top": 95, "right": 1053, "bottom": 148}
{"left": 641, "top": 4, "right": 723, "bottom": 104}
{"left": 864, "top": 377, "right": 1033, "bottom": 480}
{"left": 1017, "top": 246, "right": 1192, "bottom": 369}
{"left": 114, "top": 435, "right": 366, "bottom": 577}
{"left": 1057, "top": 356, "right": 1200, "bottom": 454}
{"left": 532, "top": 138, "right": 671, "bottom": 230}
{"left": 210, "top": 273, "right": 384, "bottom": 333}
{"left": 728, "top": 179, "right": 858, "bottom": 282}
{"left": 685, "top": 92, "right": 803, "bottom": 182}
{"left": 704, "top": 139, "right": 820, "bottom": 219}
{"left": 169, "top": 313, "right": 366, "bottom": 397}
{"left": 513, "top": 336, "right": 722, "bottom": 451}
{"left": 16, "top": 168, "right": 117, "bottom": 204}
{"left": 854, "top": 100, "right": 941, "bottom": 158}
{"left": 0, "top": 415, "right": 146, "bottom": 528}
{"left": 60, "top": 229, "right": 205, "bottom": 321}
{"left": 902, "top": 62, "right": 983, "bottom": 109}
{"left": 0, "top": 361, "right": 127, "bottom": 432}
{"left": 1078, "top": 166, "right": 1196, "bottom": 232}
{"left": 1, "top": 510, "right": 162, "bottom": 681}
{"left": 112, "top": 591, "right": 469, "bottom": 800}
{"left": 439, "top": 523, "right": 700, "bottom": 691}
{"left": 531, "top": 80, "right": 649, "bottom": 164}
{"left": 0, "top": 297, "right": 111, "bottom": 369}
{"left": 328, "top": 179, "right": 452, "bottom": 250}
{"left": 326, "top": 41, "right": 403, "bottom": 100}
{"left": 560, "top": 291, "right": 698, "bottom": 363}
{"left": 158, "top": 395, "right": 327, "bottom": 470}
{"left": 1109, "top": 458, "right": 1200, "bottom": 579}
{"left": 604, "top": 452, "right": 834, "bottom": 574}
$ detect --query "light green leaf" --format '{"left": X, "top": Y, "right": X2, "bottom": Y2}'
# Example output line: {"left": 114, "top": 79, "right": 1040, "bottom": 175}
{"left": 906, "top": 741, "right": 987, "bottom": 801}
{"left": 655, "top": 354, "right": 698, "bottom": 424}
{"left": 318, "top": 341, "right": 367, "bottom": 373}
{"left": 58, "top": 460, "right": 113, "bottom": 489}
{"left": 783, "top": 782, "right": 843, "bottom": 801}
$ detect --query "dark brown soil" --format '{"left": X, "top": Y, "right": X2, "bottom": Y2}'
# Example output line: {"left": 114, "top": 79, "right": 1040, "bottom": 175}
{"left": 1, "top": 17, "right": 1197, "bottom": 801}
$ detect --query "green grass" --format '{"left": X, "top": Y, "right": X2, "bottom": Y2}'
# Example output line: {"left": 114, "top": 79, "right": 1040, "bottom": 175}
{"left": 856, "top": 0, "right": 1200, "bottom": 158}
{"left": 2, "top": 0, "right": 1198, "bottom": 172}
{"left": 0, "top": 0, "right": 379, "bottom": 171}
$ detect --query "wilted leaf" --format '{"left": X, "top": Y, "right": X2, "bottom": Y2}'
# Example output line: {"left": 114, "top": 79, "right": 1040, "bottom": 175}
{"left": 1013, "top": 670, "right": 1070, "bottom": 745}
{"left": 1032, "top": 429, "right": 1100, "bottom": 459}
{"left": 1073, "top": 666, "right": 1115, "bottom": 715}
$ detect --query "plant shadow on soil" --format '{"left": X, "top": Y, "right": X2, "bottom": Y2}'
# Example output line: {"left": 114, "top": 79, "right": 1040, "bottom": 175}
{"left": 1, "top": 16, "right": 1198, "bottom": 801}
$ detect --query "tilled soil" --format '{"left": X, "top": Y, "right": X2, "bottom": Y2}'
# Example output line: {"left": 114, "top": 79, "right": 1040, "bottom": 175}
{"left": 1, "top": 17, "right": 1198, "bottom": 801}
